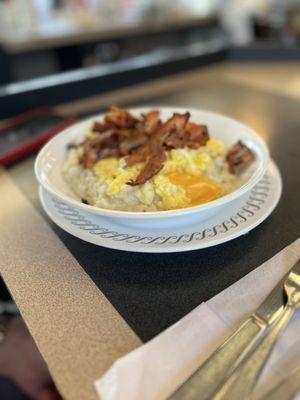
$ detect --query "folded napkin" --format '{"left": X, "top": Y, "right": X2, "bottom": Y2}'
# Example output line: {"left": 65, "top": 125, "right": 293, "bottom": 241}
{"left": 95, "top": 239, "right": 300, "bottom": 400}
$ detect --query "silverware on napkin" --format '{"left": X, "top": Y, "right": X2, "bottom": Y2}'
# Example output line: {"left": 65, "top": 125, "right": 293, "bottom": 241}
{"left": 213, "top": 259, "right": 300, "bottom": 400}
{"left": 168, "top": 260, "right": 296, "bottom": 400}
{"left": 259, "top": 366, "right": 300, "bottom": 400}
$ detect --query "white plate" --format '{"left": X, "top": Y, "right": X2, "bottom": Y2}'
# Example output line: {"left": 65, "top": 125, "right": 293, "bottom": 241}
{"left": 35, "top": 106, "right": 269, "bottom": 227}
{"left": 40, "top": 160, "right": 282, "bottom": 253}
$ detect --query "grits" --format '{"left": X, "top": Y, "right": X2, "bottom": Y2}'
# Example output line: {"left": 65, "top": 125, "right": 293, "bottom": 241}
{"left": 63, "top": 139, "right": 239, "bottom": 211}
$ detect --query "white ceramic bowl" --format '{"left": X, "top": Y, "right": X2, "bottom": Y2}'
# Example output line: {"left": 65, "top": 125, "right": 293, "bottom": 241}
{"left": 35, "top": 106, "right": 269, "bottom": 228}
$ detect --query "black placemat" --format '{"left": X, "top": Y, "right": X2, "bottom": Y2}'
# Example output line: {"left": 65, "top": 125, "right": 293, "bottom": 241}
{"left": 51, "top": 82, "right": 300, "bottom": 342}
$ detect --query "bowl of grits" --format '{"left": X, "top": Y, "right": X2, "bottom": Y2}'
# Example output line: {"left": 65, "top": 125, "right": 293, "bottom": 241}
{"left": 35, "top": 106, "right": 269, "bottom": 227}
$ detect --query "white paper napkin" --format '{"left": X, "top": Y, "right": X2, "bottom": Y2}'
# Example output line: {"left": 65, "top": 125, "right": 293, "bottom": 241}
{"left": 95, "top": 238, "right": 300, "bottom": 400}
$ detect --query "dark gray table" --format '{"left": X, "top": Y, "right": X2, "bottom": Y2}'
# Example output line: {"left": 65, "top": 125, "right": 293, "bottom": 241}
{"left": 51, "top": 80, "right": 300, "bottom": 341}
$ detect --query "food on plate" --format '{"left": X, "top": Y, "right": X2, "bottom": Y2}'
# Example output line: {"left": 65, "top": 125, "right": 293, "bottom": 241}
{"left": 63, "top": 107, "right": 255, "bottom": 211}
{"left": 226, "top": 140, "right": 255, "bottom": 173}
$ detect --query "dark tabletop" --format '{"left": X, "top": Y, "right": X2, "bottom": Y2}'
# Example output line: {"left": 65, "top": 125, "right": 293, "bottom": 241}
{"left": 47, "top": 80, "right": 300, "bottom": 341}
{"left": 16, "top": 80, "right": 300, "bottom": 342}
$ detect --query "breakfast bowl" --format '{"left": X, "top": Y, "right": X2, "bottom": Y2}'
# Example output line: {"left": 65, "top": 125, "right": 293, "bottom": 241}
{"left": 35, "top": 106, "right": 269, "bottom": 229}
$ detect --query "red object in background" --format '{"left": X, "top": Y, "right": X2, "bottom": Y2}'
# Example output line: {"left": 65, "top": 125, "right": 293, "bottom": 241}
{"left": 0, "top": 108, "right": 77, "bottom": 165}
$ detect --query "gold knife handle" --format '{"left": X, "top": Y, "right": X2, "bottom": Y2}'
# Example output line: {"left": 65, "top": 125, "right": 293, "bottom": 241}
{"left": 215, "top": 305, "right": 294, "bottom": 400}
{"left": 168, "top": 317, "right": 265, "bottom": 400}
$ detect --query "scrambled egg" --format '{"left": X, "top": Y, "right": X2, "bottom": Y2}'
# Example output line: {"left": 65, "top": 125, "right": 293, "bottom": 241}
{"left": 93, "top": 139, "right": 225, "bottom": 210}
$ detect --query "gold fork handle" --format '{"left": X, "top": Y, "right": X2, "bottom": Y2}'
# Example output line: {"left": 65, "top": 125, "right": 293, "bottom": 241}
{"left": 214, "top": 304, "right": 294, "bottom": 400}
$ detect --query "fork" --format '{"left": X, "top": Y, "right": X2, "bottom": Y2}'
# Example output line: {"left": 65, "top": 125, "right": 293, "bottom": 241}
{"left": 214, "top": 259, "right": 300, "bottom": 400}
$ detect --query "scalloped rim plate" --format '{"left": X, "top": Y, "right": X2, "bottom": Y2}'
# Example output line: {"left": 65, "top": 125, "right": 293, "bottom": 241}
{"left": 40, "top": 160, "right": 282, "bottom": 253}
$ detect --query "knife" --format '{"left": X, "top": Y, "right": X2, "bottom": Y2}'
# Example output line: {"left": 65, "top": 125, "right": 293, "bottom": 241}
{"left": 168, "top": 274, "right": 287, "bottom": 400}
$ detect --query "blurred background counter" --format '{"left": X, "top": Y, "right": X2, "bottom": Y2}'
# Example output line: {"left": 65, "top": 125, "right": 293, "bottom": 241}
{"left": 0, "top": 0, "right": 300, "bottom": 117}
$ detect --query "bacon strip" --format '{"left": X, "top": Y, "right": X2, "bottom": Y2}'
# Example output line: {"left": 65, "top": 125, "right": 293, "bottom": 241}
{"left": 104, "top": 106, "right": 138, "bottom": 129}
{"left": 119, "top": 134, "right": 148, "bottom": 156}
{"left": 127, "top": 146, "right": 166, "bottom": 186}
{"left": 124, "top": 143, "right": 149, "bottom": 166}
{"left": 226, "top": 141, "right": 255, "bottom": 173}
{"left": 142, "top": 110, "right": 161, "bottom": 135}
{"left": 159, "top": 112, "right": 190, "bottom": 142}
{"left": 185, "top": 123, "right": 209, "bottom": 148}
{"left": 126, "top": 113, "right": 190, "bottom": 185}
{"left": 92, "top": 121, "right": 111, "bottom": 133}
{"left": 75, "top": 107, "right": 212, "bottom": 184}
{"left": 81, "top": 145, "right": 99, "bottom": 169}
{"left": 125, "top": 113, "right": 189, "bottom": 166}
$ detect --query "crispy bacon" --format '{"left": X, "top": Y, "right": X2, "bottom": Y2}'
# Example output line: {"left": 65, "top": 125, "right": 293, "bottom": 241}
{"left": 119, "top": 134, "right": 148, "bottom": 156}
{"left": 226, "top": 141, "right": 255, "bottom": 173}
{"left": 126, "top": 113, "right": 190, "bottom": 184}
{"left": 127, "top": 146, "right": 166, "bottom": 186}
{"left": 185, "top": 123, "right": 209, "bottom": 148}
{"left": 98, "top": 148, "right": 120, "bottom": 160}
{"left": 162, "top": 113, "right": 190, "bottom": 149}
{"left": 80, "top": 134, "right": 117, "bottom": 168}
{"left": 75, "top": 107, "right": 212, "bottom": 182}
{"left": 81, "top": 146, "right": 98, "bottom": 169}
{"left": 125, "top": 142, "right": 149, "bottom": 165}
{"left": 94, "top": 131, "right": 118, "bottom": 147}
{"left": 92, "top": 121, "right": 111, "bottom": 133}
{"left": 142, "top": 110, "right": 161, "bottom": 135}
{"left": 160, "top": 112, "right": 190, "bottom": 141}
{"left": 104, "top": 106, "right": 138, "bottom": 129}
